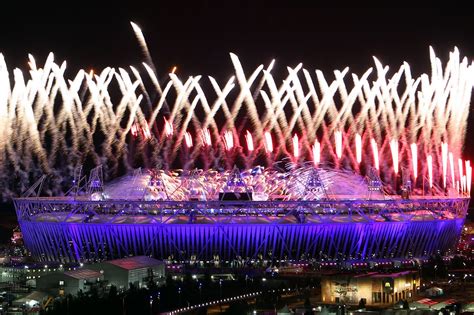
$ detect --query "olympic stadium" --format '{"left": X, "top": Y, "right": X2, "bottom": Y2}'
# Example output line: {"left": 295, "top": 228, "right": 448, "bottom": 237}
{"left": 13, "top": 166, "right": 469, "bottom": 263}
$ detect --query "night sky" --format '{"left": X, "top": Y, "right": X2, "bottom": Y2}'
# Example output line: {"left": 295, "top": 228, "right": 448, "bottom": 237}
{"left": 1, "top": 5, "right": 474, "bottom": 158}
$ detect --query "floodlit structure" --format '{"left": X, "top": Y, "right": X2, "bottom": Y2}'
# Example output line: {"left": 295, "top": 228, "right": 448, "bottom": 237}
{"left": 87, "top": 255, "right": 165, "bottom": 289}
{"left": 37, "top": 269, "right": 103, "bottom": 296}
{"left": 321, "top": 270, "right": 420, "bottom": 305}
{"left": 10, "top": 47, "right": 473, "bottom": 263}
{"left": 14, "top": 166, "right": 469, "bottom": 263}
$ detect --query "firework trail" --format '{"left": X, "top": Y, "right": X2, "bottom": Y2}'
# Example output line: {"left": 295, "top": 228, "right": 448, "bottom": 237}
{"left": 0, "top": 47, "right": 472, "bottom": 199}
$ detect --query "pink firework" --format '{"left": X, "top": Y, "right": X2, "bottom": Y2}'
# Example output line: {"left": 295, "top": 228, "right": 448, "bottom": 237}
{"left": 184, "top": 132, "right": 193, "bottom": 148}
{"left": 427, "top": 155, "right": 433, "bottom": 189}
{"left": 466, "top": 161, "right": 472, "bottom": 193}
{"left": 223, "top": 130, "right": 234, "bottom": 151}
{"left": 312, "top": 140, "right": 321, "bottom": 167}
{"left": 200, "top": 129, "right": 212, "bottom": 147}
{"left": 264, "top": 131, "right": 273, "bottom": 154}
{"left": 370, "top": 139, "right": 379, "bottom": 171}
{"left": 442, "top": 142, "right": 448, "bottom": 188}
{"left": 334, "top": 130, "right": 342, "bottom": 160}
{"left": 449, "top": 152, "right": 455, "bottom": 188}
{"left": 164, "top": 118, "right": 173, "bottom": 137}
{"left": 131, "top": 123, "right": 139, "bottom": 137}
{"left": 458, "top": 158, "right": 463, "bottom": 191}
{"left": 245, "top": 130, "right": 254, "bottom": 152}
{"left": 390, "top": 139, "right": 399, "bottom": 175}
{"left": 410, "top": 143, "right": 418, "bottom": 181}
{"left": 142, "top": 121, "right": 151, "bottom": 139}
{"left": 292, "top": 134, "right": 299, "bottom": 159}
{"left": 355, "top": 134, "right": 362, "bottom": 164}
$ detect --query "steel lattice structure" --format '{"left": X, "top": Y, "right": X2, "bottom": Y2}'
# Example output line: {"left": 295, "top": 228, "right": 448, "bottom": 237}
{"left": 14, "top": 197, "right": 469, "bottom": 262}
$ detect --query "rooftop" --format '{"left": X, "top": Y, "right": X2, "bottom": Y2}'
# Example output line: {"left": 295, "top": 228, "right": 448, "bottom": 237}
{"left": 324, "top": 270, "right": 418, "bottom": 279}
{"left": 368, "top": 270, "right": 417, "bottom": 278}
{"left": 64, "top": 268, "right": 102, "bottom": 280}
{"left": 106, "top": 256, "right": 164, "bottom": 270}
{"left": 415, "top": 298, "right": 439, "bottom": 307}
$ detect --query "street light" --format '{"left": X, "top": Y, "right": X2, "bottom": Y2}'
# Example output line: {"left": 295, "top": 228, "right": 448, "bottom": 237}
{"left": 198, "top": 282, "right": 202, "bottom": 301}
{"left": 149, "top": 295, "right": 153, "bottom": 315}
{"left": 157, "top": 292, "right": 160, "bottom": 311}
{"left": 178, "top": 287, "right": 182, "bottom": 307}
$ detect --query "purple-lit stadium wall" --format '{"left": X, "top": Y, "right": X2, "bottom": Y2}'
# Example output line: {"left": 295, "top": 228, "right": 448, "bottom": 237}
{"left": 17, "top": 218, "right": 464, "bottom": 263}
{"left": 14, "top": 197, "right": 469, "bottom": 263}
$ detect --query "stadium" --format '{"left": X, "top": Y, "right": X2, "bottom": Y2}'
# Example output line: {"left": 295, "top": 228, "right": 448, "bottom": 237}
{"left": 13, "top": 166, "right": 470, "bottom": 263}
{"left": 10, "top": 48, "right": 473, "bottom": 263}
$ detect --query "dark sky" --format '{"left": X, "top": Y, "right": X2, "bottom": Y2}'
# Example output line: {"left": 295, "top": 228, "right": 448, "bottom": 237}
{"left": 1, "top": 5, "right": 473, "bottom": 75}
{"left": 1, "top": 4, "right": 474, "bottom": 154}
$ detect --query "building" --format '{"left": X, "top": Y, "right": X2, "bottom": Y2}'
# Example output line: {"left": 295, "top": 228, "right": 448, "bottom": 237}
{"left": 321, "top": 271, "right": 420, "bottom": 306}
{"left": 11, "top": 291, "right": 50, "bottom": 311}
{"left": 0, "top": 263, "right": 80, "bottom": 287}
{"left": 14, "top": 174, "right": 468, "bottom": 263}
{"left": 36, "top": 269, "right": 103, "bottom": 296}
{"left": 458, "top": 219, "right": 474, "bottom": 256}
{"left": 87, "top": 256, "right": 165, "bottom": 290}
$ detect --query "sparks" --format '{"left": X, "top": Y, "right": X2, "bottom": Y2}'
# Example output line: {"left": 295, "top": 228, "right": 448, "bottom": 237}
{"left": 466, "top": 161, "right": 472, "bottom": 194}
{"left": 410, "top": 143, "right": 418, "bottom": 181}
{"left": 223, "top": 130, "right": 234, "bottom": 151}
{"left": 130, "top": 21, "right": 156, "bottom": 73}
{"left": 164, "top": 118, "right": 173, "bottom": 137}
{"left": 441, "top": 142, "right": 448, "bottom": 188}
{"left": 292, "top": 134, "right": 299, "bottom": 159}
{"left": 335, "top": 130, "right": 343, "bottom": 159}
{"left": 142, "top": 121, "right": 151, "bottom": 139}
{"left": 462, "top": 175, "right": 466, "bottom": 194}
{"left": 0, "top": 49, "right": 472, "bottom": 198}
{"left": 371, "top": 138, "right": 379, "bottom": 171}
{"left": 245, "top": 130, "right": 254, "bottom": 152}
{"left": 184, "top": 132, "right": 193, "bottom": 148}
{"left": 200, "top": 128, "right": 212, "bottom": 147}
{"left": 131, "top": 123, "right": 139, "bottom": 137}
{"left": 390, "top": 139, "right": 399, "bottom": 175}
{"left": 427, "top": 155, "right": 433, "bottom": 189}
{"left": 264, "top": 131, "right": 273, "bottom": 153}
{"left": 355, "top": 133, "right": 362, "bottom": 164}
{"left": 449, "top": 152, "right": 455, "bottom": 188}
{"left": 312, "top": 140, "right": 321, "bottom": 167}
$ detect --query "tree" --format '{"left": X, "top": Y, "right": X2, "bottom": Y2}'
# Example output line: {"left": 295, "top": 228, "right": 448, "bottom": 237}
{"left": 403, "top": 299, "right": 409, "bottom": 309}
{"left": 146, "top": 268, "right": 157, "bottom": 290}
{"left": 197, "top": 308, "right": 208, "bottom": 315}
{"left": 165, "top": 274, "right": 174, "bottom": 287}
{"left": 108, "top": 285, "right": 118, "bottom": 299}
{"left": 225, "top": 301, "right": 250, "bottom": 314}
{"left": 450, "top": 255, "right": 466, "bottom": 269}
{"left": 304, "top": 297, "right": 312, "bottom": 312}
